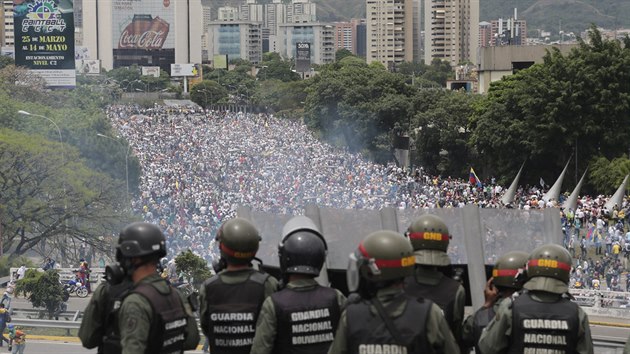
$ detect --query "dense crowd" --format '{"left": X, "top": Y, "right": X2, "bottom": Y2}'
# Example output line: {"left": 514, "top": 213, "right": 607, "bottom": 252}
{"left": 106, "top": 104, "right": 630, "bottom": 290}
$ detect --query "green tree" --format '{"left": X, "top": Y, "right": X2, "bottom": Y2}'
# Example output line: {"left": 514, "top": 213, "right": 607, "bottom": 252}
{"left": 258, "top": 53, "right": 300, "bottom": 82}
{"left": 190, "top": 80, "right": 229, "bottom": 108}
{"left": 0, "top": 129, "right": 133, "bottom": 258}
{"left": 0, "top": 56, "right": 14, "bottom": 70}
{"left": 335, "top": 48, "right": 354, "bottom": 62}
{"left": 15, "top": 269, "right": 65, "bottom": 319}
{"left": 470, "top": 27, "right": 630, "bottom": 190}
{"left": 174, "top": 250, "right": 213, "bottom": 286}
{"left": 588, "top": 157, "right": 630, "bottom": 193}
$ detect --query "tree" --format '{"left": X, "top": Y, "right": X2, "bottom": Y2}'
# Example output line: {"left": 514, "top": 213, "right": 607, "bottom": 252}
{"left": 470, "top": 27, "right": 630, "bottom": 190}
{"left": 0, "top": 56, "right": 14, "bottom": 70}
{"left": 15, "top": 269, "right": 65, "bottom": 319}
{"left": 335, "top": 48, "right": 354, "bottom": 62}
{"left": 0, "top": 129, "right": 133, "bottom": 258}
{"left": 588, "top": 157, "right": 630, "bottom": 193}
{"left": 174, "top": 250, "right": 213, "bottom": 287}
{"left": 257, "top": 53, "right": 300, "bottom": 82}
{"left": 190, "top": 80, "right": 229, "bottom": 108}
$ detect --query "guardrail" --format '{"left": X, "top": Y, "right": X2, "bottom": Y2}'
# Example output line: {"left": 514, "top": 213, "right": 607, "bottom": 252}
{"left": 569, "top": 288, "right": 630, "bottom": 320}
{"left": 8, "top": 267, "right": 106, "bottom": 285}
{"left": 10, "top": 308, "right": 81, "bottom": 321}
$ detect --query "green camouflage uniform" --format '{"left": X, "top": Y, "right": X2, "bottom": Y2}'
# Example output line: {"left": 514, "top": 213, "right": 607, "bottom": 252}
{"left": 327, "top": 286, "right": 460, "bottom": 354}
{"left": 78, "top": 281, "right": 110, "bottom": 349}
{"left": 251, "top": 278, "right": 346, "bottom": 354}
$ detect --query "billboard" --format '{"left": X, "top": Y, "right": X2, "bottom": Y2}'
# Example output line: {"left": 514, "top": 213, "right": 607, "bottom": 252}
{"left": 13, "top": 0, "right": 76, "bottom": 88}
{"left": 142, "top": 66, "right": 161, "bottom": 77}
{"left": 112, "top": 0, "right": 175, "bottom": 72}
{"left": 170, "top": 63, "right": 199, "bottom": 77}
{"left": 77, "top": 60, "right": 100, "bottom": 75}
{"left": 295, "top": 42, "right": 311, "bottom": 72}
{"left": 213, "top": 54, "right": 228, "bottom": 70}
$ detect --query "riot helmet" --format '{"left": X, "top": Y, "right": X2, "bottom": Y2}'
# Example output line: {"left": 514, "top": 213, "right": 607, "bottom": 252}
{"left": 278, "top": 216, "right": 327, "bottom": 277}
{"left": 492, "top": 251, "right": 528, "bottom": 289}
{"left": 216, "top": 217, "right": 261, "bottom": 265}
{"left": 107, "top": 222, "right": 166, "bottom": 284}
{"left": 523, "top": 244, "right": 572, "bottom": 294}
{"left": 347, "top": 230, "right": 415, "bottom": 294}
{"left": 406, "top": 214, "right": 451, "bottom": 266}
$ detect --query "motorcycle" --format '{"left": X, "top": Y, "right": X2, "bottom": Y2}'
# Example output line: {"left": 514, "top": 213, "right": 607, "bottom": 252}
{"left": 63, "top": 279, "right": 88, "bottom": 298}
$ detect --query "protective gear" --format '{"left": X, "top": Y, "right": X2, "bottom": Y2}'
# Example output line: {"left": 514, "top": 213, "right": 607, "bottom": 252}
{"left": 107, "top": 222, "right": 167, "bottom": 285}
{"left": 524, "top": 244, "right": 572, "bottom": 294}
{"left": 492, "top": 251, "right": 528, "bottom": 289}
{"left": 406, "top": 214, "right": 451, "bottom": 266}
{"left": 346, "top": 230, "right": 414, "bottom": 293}
{"left": 404, "top": 274, "right": 460, "bottom": 336}
{"left": 271, "top": 286, "right": 340, "bottom": 353}
{"left": 216, "top": 218, "right": 261, "bottom": 265}
{"left": 510, "top": 292, "right": 579, "bottom": 353}
{"left": 278, "top": 216, "right": 327, "bottom": 277}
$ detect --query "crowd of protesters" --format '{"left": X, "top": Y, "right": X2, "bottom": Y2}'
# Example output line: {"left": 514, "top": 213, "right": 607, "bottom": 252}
{"left": 105, "top": 104, "right": 630, "bottom": 291}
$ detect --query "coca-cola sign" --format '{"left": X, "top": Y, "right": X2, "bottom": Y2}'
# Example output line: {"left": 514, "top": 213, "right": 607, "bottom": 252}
{"left": 119, "top": 30, "right": 166, "bottom": 49}
{"left": 117, "top": 15, "right": 170, "bottom": 50}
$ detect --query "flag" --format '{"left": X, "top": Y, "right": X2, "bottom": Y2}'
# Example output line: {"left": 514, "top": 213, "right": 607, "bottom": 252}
{"left": 469, "top": 167, "right": 482, "bottom": 188}
{"left": 540, "top": 177, "right": 545, "bottom": 188}
{"left": 586, "top": 227, "right": 594, "bottom": 241}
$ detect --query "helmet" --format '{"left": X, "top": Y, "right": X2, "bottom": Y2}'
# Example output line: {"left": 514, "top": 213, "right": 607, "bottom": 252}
{"left": 492, "top": 251, "right": 528, "bottom": 289}
{"left": 278, "top": 216, "right": 327, "bottom": 276}
{"left": 116, "top": 222, "right": 166, "bottom": 261}
{"left": 347, "top": 230, "right": 415, "bottom": 293}
{"left": 523, "top": 244, "right": 572, "bottom": 294}
{"left": 406, "top": 214, "right": 451, "bottom": 266}
{"left": 216, "top": 217, "right": 261, "bottom": 265}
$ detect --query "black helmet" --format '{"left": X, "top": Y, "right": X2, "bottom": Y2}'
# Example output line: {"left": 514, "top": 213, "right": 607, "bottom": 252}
{"left": 492, "top": 251, "right": 528, "bottom": 289}
{"left": 406, "top": 214, "right": 451, "bottom": 266}
{"left": 347, "top": 230, "right": 415, "bottom": 293}
{"left": 216, "top": 217, "right": 261, "bottom": 265}
{"left": 523, "top": 244, "right": 572, "bottom": 294}
{"left": 116, "top": 222, "right": 166, "bottom": 262}
{"left": 278, "top": 216, "right": 327, "bottom": 276}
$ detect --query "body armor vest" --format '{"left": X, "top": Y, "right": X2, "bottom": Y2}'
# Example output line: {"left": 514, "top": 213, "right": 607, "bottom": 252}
{"left": 346, "top": 294, "right": 431, "bottom": 354}
{"left": 509, "top": 292, "right": 579, "bottom": 354}
{"left": 204, "top": 271, "right": 269, "bottom": 354}
{"left": 271, "top": 285, "right": 340, "bottom": 354}
{"left": 133, "top": 282, "right": 188, "bottom": 354}
{"left": 472, "top": 305, "right": 496, "bottom": 354}
{"left": 100, "top": 280, "right": 134, "bottom": 354}
{"left": 404, "top": 273, "right": 460, "bottom": 333}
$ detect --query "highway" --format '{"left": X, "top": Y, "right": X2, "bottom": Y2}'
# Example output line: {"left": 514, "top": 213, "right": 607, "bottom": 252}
{"left": 9, "top": 291, "right": 630, "bottom": 352}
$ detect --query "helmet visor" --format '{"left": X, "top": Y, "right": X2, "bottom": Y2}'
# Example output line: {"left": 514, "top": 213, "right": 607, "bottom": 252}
{"left": 346, "top": 252, "right": 361, "bottom": 293}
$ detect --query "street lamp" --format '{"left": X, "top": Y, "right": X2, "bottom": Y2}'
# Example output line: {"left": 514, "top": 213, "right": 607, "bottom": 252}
{"left": 18, "top": 110, "right": 64, "bottom": 166}
{"left": 96, "top": 133, "right": 131, "bottom": 202}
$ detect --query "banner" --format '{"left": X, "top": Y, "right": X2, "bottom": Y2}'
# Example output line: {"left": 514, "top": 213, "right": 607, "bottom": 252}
{"left": 77, "top": 59, "right": 100, "bottom": 75}
{"left": 295, "top": 42, "right": 311, "bottom": 73}
{"left": 112, "top": 0, "right": 175, "bottom": 72}
{"left": 13, "top": 0, "right": 76, "bottom": 87}
{"left": 170, "top": 63, "right": 199, "bottom": 77}
{"left": 142, "top": 66, "right": 161, "bottom": 77}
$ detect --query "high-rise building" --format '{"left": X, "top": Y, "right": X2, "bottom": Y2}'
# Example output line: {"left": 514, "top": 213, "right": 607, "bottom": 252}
{"left": 276, "top": 23, "right": 335, "bottom": 65}
{"left": 479, "top": 21, "right": 492, "bottom": 48}
{"left": 2, "top": 0, "right": 14, "bottom": 47}
{"left": 218, "top": 6, "right": 239, "bottom": 22}
{"left": 366, "top": 0, "right": 417, "bottom": 69}
{"left": 333, "top": 21, "right": 355, "bottom": 53}
{"left": 424, "top": 0, "right": 479, "bottom": 65}
{"left": 207, "top": 21, "right": 262, "bottom": 64}
{"left": 83, "top": 0, "right": 203, "bottom": 72}
{"left": 490, "top": 17, "right": 526, "bottom": 46}
{"left": 355, "top": 21, "right": 367, "bottom": 58}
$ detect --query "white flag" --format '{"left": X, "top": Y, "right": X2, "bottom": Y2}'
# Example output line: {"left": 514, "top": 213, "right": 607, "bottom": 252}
{"left": 540, "top": 177, "right": 545, "bottom": 188}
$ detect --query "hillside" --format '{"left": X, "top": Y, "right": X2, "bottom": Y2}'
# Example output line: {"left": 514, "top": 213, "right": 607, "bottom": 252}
{"left": 202, "top": 0, "right": 630, "bottom": 37}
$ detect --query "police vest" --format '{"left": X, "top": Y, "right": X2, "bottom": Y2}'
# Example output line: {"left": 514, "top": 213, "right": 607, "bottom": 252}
{"left": 404, "top": 274, "right": 460, "bottom": 334}
{"left": 509, "top": 292, "right": 580, "bottom": 354}
{"left": 204, "top": 271, "right": 269, "bottom": 354}
{"left": 472, "top": 305, "right": 496, "bottom": 354}
{"left": 346, "top": 294, "right": 431, "bottom": 354}
{"left": 271, "top": 285, "right": 340, "bottom": 354}
{"left": 132, "top": 282, "right": 189, "bottom": 354}
{"left": 100, "top": 280, "right": 134, "bottom": 354}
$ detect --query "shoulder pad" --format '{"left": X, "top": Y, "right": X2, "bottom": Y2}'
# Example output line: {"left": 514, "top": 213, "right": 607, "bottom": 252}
{"left": 204, "top": 274, "right": 221, "bottom": 286}
{"left": 249, "top": 271, "right": 270, "bottom": 285}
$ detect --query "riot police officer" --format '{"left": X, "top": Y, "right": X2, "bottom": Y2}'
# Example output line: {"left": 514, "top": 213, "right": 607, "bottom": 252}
{"left": 251, "top": 215, "right": 345, "bottom": 354}
{"left": 461, "top": 251, "right": 528, "bottom": 353}
{"left": 199, "top": 217, "right": 278, "bottom": 354}
{"left": 327, "top": 230, "right": 459, "bottom": 354}
{"left": 403, "top": 214, "right": 466, "bottom": 345}
{"left": 478, "top": 243, "right": 594, "bottom": 354}
{"left": 78, "top": 222, "right": 200, "bottom": 354}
